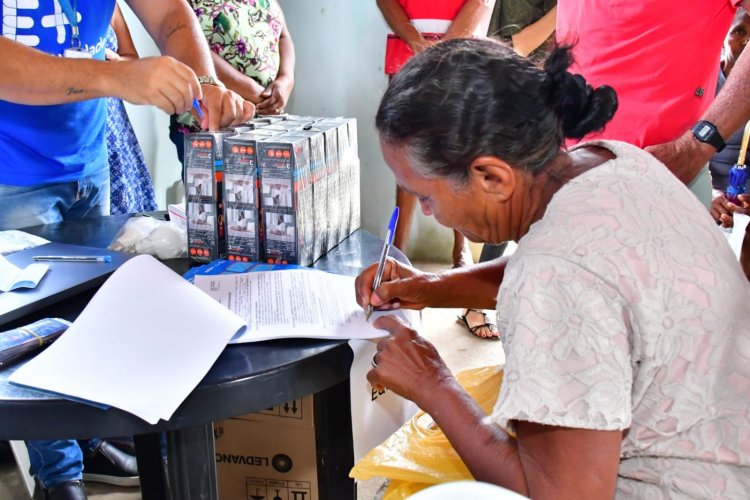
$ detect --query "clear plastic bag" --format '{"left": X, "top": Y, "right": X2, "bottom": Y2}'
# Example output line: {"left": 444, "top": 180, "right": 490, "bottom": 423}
{"left": 350, "top": 365, "right": 505, "bottom": 500}
{"left": 108, "top": 216, "right": 187, "bottom": 259}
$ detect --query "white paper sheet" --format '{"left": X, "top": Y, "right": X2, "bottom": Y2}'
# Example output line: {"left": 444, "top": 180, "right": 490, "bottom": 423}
{"left": 0, "top": 254, "right": 48, "bottom": 292}
{"left": 9, "top": 255, "right": 246, "bottom": 424}
{"left": 728, "top": 213, "right": 750, "bottom": 260}
{"left": 0, "top": 230, "right": 49, "bottom": 256}
{"left": 195, "top": 270, "right": 411, "bottom": 343}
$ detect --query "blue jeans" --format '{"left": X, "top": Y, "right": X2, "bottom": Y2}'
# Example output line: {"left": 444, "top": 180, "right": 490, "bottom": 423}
{"left": 26, "top": 439, "right": 99, "bottom": 488}
{"left": 0, "top": 169, "right": 110, "bottom": 230}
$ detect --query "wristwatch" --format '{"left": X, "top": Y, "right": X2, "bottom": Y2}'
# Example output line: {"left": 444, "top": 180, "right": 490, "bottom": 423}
{"left": 197, "top": 75, "right": 224, "bottom": 87}
{"left": 691, "top": 120, "right": 726, "bottom": 152}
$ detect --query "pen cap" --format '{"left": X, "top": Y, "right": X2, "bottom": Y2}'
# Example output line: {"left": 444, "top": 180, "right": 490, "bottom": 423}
{"left": 386, "top": 207, "right": 400, "bottom": 245}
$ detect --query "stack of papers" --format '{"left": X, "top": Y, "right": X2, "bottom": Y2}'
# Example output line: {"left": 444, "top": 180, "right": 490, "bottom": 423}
{"left": 194, "top": 270, "right": 408, "bottom": 343}
{"left": 10, "top": 255, "right": 245, "bottom": 424}
{"left": 9, "top": 255, "right": 403, "bottom": 423}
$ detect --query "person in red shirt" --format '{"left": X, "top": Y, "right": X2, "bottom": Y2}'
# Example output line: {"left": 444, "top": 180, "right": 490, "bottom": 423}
{"left": 377, "top": 0, "right": 498, "bottom": 339}
{"left": 556, "top": 0, "right": 750, "bottom": 210}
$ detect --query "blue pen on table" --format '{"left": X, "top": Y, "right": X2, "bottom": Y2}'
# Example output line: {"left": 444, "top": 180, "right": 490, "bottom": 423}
{"left": 365, "top": 206, "right": 400, "bottom": 321}
{"left": 192, "top": 99, "right": 204, "bottom": 120}
{"left": 31, "top": 255, "right": 111, "bottom": 263}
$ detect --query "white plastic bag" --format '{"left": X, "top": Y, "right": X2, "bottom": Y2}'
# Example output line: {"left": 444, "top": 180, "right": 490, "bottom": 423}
{"left": 108, "top": 216, "right": 187, "bottom": 259}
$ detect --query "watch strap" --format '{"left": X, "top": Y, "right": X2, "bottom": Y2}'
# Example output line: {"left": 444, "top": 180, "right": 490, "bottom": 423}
{"left": 197, "top": 75, "right": 224, "bottom": 87}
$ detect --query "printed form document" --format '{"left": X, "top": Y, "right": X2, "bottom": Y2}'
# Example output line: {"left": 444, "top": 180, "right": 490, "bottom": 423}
{"left": 194, "top": 270, "right": 409, "bottom": 343}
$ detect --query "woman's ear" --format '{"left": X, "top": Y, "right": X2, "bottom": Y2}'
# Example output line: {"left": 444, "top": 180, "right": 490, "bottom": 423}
{"left": 468, "top": 156, "right": 516, "bottom": 202}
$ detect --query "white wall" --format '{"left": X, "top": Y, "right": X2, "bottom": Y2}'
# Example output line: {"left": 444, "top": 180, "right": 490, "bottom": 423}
{"left": 122, "top": 0, "right": 455, "bottom": 260}
{"left": 283, "top": 0, "right": 391, "bottom": 236}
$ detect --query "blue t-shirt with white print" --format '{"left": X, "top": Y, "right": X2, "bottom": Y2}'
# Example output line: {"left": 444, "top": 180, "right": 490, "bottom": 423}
{"left": 0, "top": 0, "right": 116, "bottom": 186}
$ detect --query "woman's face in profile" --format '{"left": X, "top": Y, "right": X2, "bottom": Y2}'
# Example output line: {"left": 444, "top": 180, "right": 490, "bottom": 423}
{"left": 380, "top": 139, "right": 497, "bottom": 243}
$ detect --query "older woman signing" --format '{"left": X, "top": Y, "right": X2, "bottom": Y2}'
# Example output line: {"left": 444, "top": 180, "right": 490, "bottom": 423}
{"left": 355, "top": 39, "right": 750, "bottom": 498}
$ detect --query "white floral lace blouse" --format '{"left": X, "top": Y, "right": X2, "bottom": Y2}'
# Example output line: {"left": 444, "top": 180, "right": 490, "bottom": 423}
{"left": 491, "top": 140, "right": 750, "bottom": 498}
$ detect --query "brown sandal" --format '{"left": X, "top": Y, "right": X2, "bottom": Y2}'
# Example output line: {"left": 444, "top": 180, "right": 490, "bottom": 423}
{"left": 457, "top": 308, "right": 499, "bottom": 339}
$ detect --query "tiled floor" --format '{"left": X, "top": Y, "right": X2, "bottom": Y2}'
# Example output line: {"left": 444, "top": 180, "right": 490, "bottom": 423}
{"left": 0, "top": 262, "right": 506, "bottom": 500}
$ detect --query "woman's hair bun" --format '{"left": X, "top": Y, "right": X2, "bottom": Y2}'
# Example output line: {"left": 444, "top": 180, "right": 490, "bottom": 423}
{"left": 544, "top": 45, "right": 618, "bottom": 140}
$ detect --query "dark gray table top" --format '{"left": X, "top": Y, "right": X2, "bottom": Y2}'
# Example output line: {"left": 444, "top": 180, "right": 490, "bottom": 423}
{"left": 0, "top": 214, "right": 400, "bottom": 440}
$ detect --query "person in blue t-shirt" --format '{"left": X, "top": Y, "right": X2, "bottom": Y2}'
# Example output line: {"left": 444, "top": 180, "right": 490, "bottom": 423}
{"left": 0, "top": 0, "right": 255, "bottom": 232}
{"left": 0, "top": 2, "right": 255, "bottom": 499}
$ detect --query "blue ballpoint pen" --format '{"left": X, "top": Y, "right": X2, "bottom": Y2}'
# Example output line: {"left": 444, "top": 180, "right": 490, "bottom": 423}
{"left": 365, "top": 206, "right": 400, "bottom": 320}
{"left": 32, "top": 255, "right": 111, "bottom": 263}
{"left": 192, "top": 99, "right": 204, "bottom": 120}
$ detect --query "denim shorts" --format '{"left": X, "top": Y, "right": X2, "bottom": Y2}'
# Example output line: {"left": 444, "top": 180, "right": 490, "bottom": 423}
{"left": 0, "top": 169, "right": 111, "bottom": 230}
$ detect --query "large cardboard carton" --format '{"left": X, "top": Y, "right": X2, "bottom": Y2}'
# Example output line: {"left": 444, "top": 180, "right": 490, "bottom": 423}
{"left": 214, "top": 397, "right": 318, "bottom": 500}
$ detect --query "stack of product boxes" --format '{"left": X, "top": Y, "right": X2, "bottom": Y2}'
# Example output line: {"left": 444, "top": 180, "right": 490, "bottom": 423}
{"left": 279, "top": 128, "right": 327, "bottom": 261}
{"left": 258, "top": 133, "right": 314, "bottom": 266}
{"left": 183, "top": 129, "right": 238, "bottom": 262}
{"left": 184, "top": 115, "right": 359, "bottom": 266}
{"left": 222, "top": 130, "right": 274, "bottom": 262}
{"left": 309, "top": 121, "right": 340, "bottom": 253}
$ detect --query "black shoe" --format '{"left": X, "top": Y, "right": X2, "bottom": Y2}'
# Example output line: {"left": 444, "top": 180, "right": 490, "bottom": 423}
{"left": 45, "top": 480, "right": 88, "bottom": 500}
{"left": 82, "top": 440, "right": 139, "bottom": 487}
{"left": 105, "top": 437, "right": 136, "bottom": 456}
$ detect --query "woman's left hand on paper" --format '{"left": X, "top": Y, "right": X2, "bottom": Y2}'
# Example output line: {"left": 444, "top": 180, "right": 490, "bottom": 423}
{"left": 368, "top": 315, "right": 453, "bottom": 405}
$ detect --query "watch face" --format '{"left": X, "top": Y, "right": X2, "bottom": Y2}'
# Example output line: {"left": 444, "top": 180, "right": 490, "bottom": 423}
{"left": 695, "top": 122, "right": 714, "bottom": 140}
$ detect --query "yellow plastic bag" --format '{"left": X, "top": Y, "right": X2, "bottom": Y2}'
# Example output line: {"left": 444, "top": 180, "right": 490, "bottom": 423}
{"left": 350, "top": 365, "right": 504, "bottom": 500}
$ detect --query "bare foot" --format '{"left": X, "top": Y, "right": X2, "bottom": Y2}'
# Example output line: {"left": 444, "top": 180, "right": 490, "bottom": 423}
{"left": 457, "top": 309, "right": 499, "bottom": 339}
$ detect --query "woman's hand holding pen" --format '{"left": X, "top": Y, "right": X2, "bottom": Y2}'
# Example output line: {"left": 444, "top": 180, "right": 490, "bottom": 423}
{"left": 354, "top": 258, "right": 437, "bottom": 312}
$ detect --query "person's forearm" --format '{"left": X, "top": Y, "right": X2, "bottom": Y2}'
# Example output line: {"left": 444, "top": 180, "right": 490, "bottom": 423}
{"left": 444, "top": 0, "right": 492, "bottom": 39}
{"left": 0, "top": 37, "right": 118, "bottom": 104}
{"left": 427, "top": 257, "right": 508, "bottom": 309}
{"left": 127, "top": 0, "right": 213, "bottom": 77}
{"left": 421, "top": 377, "right": 529, "bottom": 494}
{"left": 211, "top": 52, "right": 265, "bottom": 103}
{"left": 687, "top": 39, "right": 750, "bottom": 179}
{"left": 510, "top": 5, "right": 556, "bottom": 57}
{"left": 376, "top": 0, "right": 423, "bottom": 45}
{"left": 277, "top": 27, "right": 295, "bottom": 82}
{"left": 703, "top": 46, "right": 750, "bottom": 135}
{"left": 112, "top": 4, "right": 139, "bottom": 60}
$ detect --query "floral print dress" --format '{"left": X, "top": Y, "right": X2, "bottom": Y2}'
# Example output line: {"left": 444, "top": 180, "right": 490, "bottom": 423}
{"left": 177, "top": 0, "right": 284, "bottom": 132}
{"left": 105, "top": 27, "right": 157, "bottom": 214}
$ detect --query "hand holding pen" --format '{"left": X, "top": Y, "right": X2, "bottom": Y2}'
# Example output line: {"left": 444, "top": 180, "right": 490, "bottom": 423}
{"left": 365, "top": 207, "right": 399, "bottom": 320}
{"left": 355, "top": 258, "right": 433, "bottom": 317}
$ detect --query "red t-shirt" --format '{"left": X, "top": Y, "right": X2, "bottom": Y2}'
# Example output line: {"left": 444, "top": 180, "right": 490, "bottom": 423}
{"left": 384, "top": 0, "right": 467, "bottom": 75}
{"left": 557, "top": 0, "right": 740, "bottom": 148}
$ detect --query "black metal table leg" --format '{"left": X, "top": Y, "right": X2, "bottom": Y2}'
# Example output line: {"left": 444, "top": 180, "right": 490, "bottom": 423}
{"left": 134, "top": 433, "right": 169, "bottom": 500}
{"left": 314, "top": 379, "right": 356, "bottom": 500}
{"left": 166, "top": 423, "right": 218, "bottom": 500}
